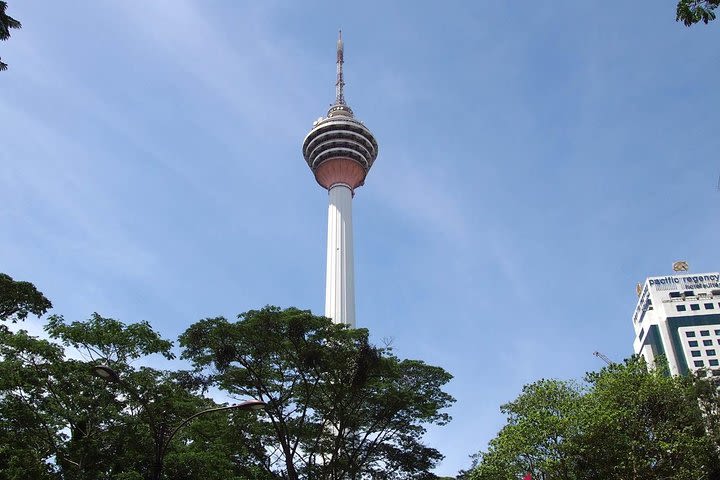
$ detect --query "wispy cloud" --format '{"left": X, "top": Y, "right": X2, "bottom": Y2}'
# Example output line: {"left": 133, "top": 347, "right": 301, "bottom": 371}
{"left": 111, "top": 1, "right": 313, "bottom": 140}
{"left": 0, "top": 102, "right": 158, "bottom": 278}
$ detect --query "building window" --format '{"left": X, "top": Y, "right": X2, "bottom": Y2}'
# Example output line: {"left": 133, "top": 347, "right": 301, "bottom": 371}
{"left": 702, "top": 330, "right": 710, "bottom": 336}
{"left": 692, "top": 350, "right": 702, "bottom": 357}
{"left": 706, "top": 303, "right": 715, "bottom": 310}
{"left": 691, "top": 304, "right": 701, "bottom": 311}
{"left": 685, "top": 290, "right": 695, "bottom": 297}
{"left": 670, "top": 291, "right": 682, "bottom": 298}
{"left": 710, "top": 359, "right": 719, "bottom": 367}
{"left": 677, "top": 305, "right": 687, "bottom": 312}
{"left": 715, "top": 330, "right": 720, "bottom": 335}
{"left": 690, "top": 340, "right": 699, "bottom": 347}
{"left": 695, "top": 360, "right": 705, "bottom": 367}
{"left": 686, "top": 331, "right": 696, "bottom": 337}
{"left": 704, "top": 340, "right": 713, "bottom": 346}
{"left": 707, "top": 349, "right": 716, "bottom": 356}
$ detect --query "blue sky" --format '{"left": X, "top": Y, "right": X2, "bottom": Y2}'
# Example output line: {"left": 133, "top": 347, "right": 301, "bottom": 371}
{"left": 2, "top": 1, "right": 719, "bottom": 476}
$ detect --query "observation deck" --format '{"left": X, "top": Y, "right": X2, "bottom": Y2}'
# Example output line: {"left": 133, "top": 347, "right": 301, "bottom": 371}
{"left": 302, "top": 105, "right": 378, "bottom": 190}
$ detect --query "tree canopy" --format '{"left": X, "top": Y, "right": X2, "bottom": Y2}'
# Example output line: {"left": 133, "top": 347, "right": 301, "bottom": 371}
{"left": 0, "top": 275, "right": 454, "bottom": 479}
{"left": 677, "top": 0, "right": 720, "bottom": 25}
{"left": 180, "top": 306, "right": 455, "bottom": 480}
{"left": 0, "top": 272, "right": 52, "bottom": 323}
{"left": 0, "top": 311, "right": 254, "bottom": 479}
{"left": 466, "top": 357, "right": 720, "bottom": 480}
{"left": 0, "top": 1, "right": 21, "bottom": 71}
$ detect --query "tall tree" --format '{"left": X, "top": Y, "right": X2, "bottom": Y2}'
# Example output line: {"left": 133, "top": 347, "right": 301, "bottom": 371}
{"left": 677, "top": 0, "right": 720, "bottom": 25}
{"left": 0, "top": 310, "right": 266, "bottom": 479}
{"left": 466, "top": 357, "right": 720, "bottom": 480}
{"left": 466, "top": 379, "right": 582, "bottom": 480}
{"left": 0, "top": 1, "right": 21, "bottom": 71}
{"left": 180, "top": 306, "right": 455, "bottom": 480}
{"left": 577, "top": 359, "right": 719, "bottom": 480}
{"left": 0, "top": 272, "right": 52, "bottom": 323}
{"left": 1, "top": 276, "right": 453, "bottom": 479}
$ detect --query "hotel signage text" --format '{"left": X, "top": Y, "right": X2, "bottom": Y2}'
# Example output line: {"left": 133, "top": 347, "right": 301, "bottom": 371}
{"left": 649, "top": 274, "right": 720, "bottom": 291}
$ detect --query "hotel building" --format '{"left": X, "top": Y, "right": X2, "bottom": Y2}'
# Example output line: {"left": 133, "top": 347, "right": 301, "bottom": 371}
{"left": 633, "top": 270, "right": 720, "bottom": 376}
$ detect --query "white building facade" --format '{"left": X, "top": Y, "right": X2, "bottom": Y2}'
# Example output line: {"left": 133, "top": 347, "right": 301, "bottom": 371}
{"left": 633, "top": 271, "right": 720, "bottom": 376}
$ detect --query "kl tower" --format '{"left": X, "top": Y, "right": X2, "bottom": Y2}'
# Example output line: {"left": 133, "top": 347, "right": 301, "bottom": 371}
{"left": 302, "top": 31, "right": 379, "bottom": 327}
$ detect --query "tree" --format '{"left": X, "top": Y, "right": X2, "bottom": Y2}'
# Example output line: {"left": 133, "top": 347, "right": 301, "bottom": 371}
{"left": 0, "top": 309, "right": 266, "bottom": 479}
{"left": 577, "top": 358, "right": 719, "bottom": 480}
{"left": 0, "top": 327, "right": 66, "bottom": 479}
{"left": 466, "top": 357, "right": 720, "bottom": 480}
{"left": 677, "top": 0, "right": 720, "bottom": 26}
{"left": 466, "top": 379, "right": 582, "bottom": 480}
{"left": 0, "top": 1, "right": 21, "bottom": 71}
{"left": 180, "top": 306, "right": 455, "bottom": 480}
{"left": 0, "top": 272, "right": 52, "bottom": 323}
{"left": 1, "top": 276, "right": 454, "bottom": 479}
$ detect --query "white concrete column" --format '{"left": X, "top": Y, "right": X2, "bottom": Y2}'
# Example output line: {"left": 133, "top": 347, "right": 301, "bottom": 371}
{"left": 325, "top": 183, "right": 355, "bottom": 327}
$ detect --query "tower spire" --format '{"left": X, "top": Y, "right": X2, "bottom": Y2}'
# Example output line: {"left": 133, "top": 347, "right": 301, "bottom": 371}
{"left": 335, "top": 30, "right": 345, "bottom": 105}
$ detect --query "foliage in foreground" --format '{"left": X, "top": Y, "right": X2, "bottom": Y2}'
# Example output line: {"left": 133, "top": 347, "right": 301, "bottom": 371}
{"left": 465, "top": 358, "right": 720, "bottom": 480}
{"left": 677, "top": 0, "right": 720, "bottom": 25}
{"left": 0, "top": 273, "right": 454, "bottom": 479}
{"left": 180, "top": 307, "right": 454, "bottom": 480}
{"left": 0, "top": 1, "right": 21, "bottom": 71}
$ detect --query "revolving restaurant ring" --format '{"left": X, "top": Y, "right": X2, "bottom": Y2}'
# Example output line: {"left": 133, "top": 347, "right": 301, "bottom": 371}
{"left": 303, "top": 111, "right": 379, "bottom": 190}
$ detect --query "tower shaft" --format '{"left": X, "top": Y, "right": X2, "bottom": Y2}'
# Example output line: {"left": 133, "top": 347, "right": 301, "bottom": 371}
{"left": 325, "top": 184, "right": 355, "bottom": 326}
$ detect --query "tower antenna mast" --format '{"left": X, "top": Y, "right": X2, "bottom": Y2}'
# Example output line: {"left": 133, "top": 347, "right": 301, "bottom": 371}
{"left": 336, "top": 30, "right": 345, "bottom": 105}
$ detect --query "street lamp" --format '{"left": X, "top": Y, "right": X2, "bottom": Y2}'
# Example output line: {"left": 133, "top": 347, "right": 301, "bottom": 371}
{"left": 91, "top": 364, "right": 121, "bottom": 383}
{"left": 92, "top": 364, "right": 266, "bottom": 480}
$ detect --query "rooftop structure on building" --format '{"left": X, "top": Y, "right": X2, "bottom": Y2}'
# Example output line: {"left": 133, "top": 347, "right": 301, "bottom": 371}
{"left": 633, "top": 262, "right": 720, "bottom": 376}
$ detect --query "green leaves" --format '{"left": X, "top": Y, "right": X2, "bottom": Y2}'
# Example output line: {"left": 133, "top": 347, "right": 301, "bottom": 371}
{"left": 468, "top": 379, "right": 581, "bottom": 480}
{"left": 45, "top": 313, "right": 175, "bottom": 362}
{"left": 467, "top": 357, "right": 720, "bottom": 480}
{"left": 0, "top": 312, "right": 250, "bottom": 479}
{"left": 677, "top": 0, "right": 720, "bottom": 26}
{"left": 180, "top": 306, "right": 455, "bottom": 480}
{"left": 0, "top": 1, "right": 21, "bottom": 72}
{"left": 1, "top": 276, "right": 454, "bottom": 479}
{"left": 0, "top": 273, "right": 52, "bottom": 322}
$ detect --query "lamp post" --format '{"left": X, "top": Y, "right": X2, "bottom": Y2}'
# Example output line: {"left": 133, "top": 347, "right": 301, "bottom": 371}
{"left": 92, "top": 364, "right": 265, "bottom": 480}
